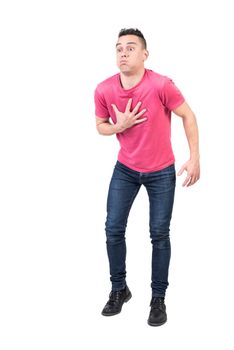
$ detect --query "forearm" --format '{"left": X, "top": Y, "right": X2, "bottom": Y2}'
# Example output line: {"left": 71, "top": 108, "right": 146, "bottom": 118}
{"left": 97, "top": 121, "right": 123, "bottom": 136}
{"left": 182, "top": 113, "right": 200, "bottom": 160}
{"left": 173, "top": 102, "right": 200, "bottom": 186}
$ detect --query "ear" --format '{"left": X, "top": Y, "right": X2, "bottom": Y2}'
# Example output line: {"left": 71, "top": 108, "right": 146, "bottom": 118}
{"left": 143, "top": 49, "right": 149, "bottom": 62}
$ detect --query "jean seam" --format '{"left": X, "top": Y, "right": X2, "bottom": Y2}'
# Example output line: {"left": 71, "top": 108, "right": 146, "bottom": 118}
{"left": 123, "top": 186, "right": 141, "bottom": 226}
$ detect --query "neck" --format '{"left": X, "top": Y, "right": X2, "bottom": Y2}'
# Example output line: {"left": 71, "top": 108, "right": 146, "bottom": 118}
{"left": 120, "top": 67, "right": 145, "bottom": 90}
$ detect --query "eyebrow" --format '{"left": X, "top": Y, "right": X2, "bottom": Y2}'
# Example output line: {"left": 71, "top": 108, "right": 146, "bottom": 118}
{"left": 116, "top": 41, "right": 137, "bottom": 47}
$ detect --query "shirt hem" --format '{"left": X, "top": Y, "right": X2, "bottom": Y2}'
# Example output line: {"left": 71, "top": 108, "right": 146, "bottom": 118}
{"left": 117, "top": 156, "right": 175, "bottom": 173}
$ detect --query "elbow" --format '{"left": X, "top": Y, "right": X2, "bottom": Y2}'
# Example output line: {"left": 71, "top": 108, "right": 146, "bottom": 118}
{"left": 182, "top": 111, "right": 196, "bottom": 122}
{"left": 96, "top": 125, "right": 103, "bottom": 135}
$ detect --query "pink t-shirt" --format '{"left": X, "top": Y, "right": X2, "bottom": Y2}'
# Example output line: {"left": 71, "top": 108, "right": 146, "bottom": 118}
{"left": 94, "top": 69, "right": 185, "bottom": 172}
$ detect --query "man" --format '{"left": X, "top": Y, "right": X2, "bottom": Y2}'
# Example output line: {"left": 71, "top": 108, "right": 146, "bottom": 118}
{"left": 94, "top": 28, "right": 200, "bottom": 326}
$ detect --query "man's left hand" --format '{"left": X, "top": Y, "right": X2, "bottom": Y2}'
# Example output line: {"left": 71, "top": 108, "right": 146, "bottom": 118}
{"left": 177, "top": 158, "right": 200, "bottom": 187}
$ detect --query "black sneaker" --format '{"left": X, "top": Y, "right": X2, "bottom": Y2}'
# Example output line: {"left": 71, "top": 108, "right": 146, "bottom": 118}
{"left": 147, "top": 297, "right": 167, "bottom": 326}
{"left": 101, "top": 286, "right": 132, "bottom": 316}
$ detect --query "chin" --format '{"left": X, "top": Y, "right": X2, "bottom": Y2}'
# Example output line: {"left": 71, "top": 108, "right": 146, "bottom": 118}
{"left": 120, "top": 66, "right": 133, "bottom": 74}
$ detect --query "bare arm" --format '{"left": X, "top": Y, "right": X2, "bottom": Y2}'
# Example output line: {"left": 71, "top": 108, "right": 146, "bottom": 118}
{"left": 96, "top": 98, "right": 147, "bottom": 136}
{"left": 173, "top": 101, "right": 200, "bottom": 187}
{"left": 96, "top": 117, "right": 119, "bottom": 136}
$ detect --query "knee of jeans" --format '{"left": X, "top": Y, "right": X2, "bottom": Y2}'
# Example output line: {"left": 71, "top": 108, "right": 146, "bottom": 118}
{"left": 150, "top": 230, "right": 170, "bottom": 249}
{"left": 105, "top": 216, "right": 126, "bottom": 234}
{"left": 106, "top": 234, "right": 125, "bottom": 245}
{"left": 105, "top": 217, "right": 126, "bottom": 241}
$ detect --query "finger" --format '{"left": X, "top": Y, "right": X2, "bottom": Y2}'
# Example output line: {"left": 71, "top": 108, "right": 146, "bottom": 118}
{"left": 131, "top": 101, "right": 142, "bottom": 114}
{"left": 134, "top": 108, "right": 147, "bottom": 119}
{"left": 111, "top": 104, "right": 119, "bottom": 114}
{"left": 182, "top": 175, "right": 191, "bottom": 187}
{"left": 134, "top": 117, "right": 147, "bottom": 124}
{"left": 125, "top": 98, "right": 133, "bottom": 113}
{"left": 187, "top": 177, "right": 195, "bottom": 187}
{"left": 188, "top": 176, "right": 199, "bottom": 186}
{"left": 177, "top": 166, "right": 185, "bottom": 176}
{"left": 188, "top": 172, "right": 199, "bottom": 186}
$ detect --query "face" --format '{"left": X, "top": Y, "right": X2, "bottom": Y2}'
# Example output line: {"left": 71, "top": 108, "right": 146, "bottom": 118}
{"left": 116, "top": 35, "right": 148, "bottom": 74}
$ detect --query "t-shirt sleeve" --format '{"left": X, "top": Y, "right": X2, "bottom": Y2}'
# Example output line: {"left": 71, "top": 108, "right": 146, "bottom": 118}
{"left": 159, "top": 77, "right": 185, "bottom": 111}
{"left": 94, "top": 87, "right": 110, "bottom": 118}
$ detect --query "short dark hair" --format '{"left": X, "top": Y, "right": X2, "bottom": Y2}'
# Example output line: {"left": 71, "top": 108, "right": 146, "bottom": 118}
{"left": 118, "top": 28, "right": 147, "bottom": 49}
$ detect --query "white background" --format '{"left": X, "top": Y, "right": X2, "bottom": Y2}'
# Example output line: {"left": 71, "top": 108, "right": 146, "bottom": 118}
{"left": 0, "top": 0, "right": 234, "bottom": 349}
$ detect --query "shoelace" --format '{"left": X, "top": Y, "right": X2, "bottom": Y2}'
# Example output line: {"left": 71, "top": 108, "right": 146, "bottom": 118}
{"left": 150, "top": 297, "right": 165, "bottom": 309}
{"left": 108, "top": 290, "right": 123, "bottom": 305}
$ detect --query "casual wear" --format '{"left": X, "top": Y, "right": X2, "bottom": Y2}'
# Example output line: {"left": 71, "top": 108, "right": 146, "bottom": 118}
{"left": 101, "top": 285, "right": 132, "bottom": 316}
{"left": 95, "top": 68, "right": 184, "bottom": 321}
{"left": 105, "top": 161, "right": 176, "bottom": 297}
{"left": 94, "top": 68, "right": 185, "bottom": 173}
{"left": 148, "top": 297, "right": 167, "bottom": 326}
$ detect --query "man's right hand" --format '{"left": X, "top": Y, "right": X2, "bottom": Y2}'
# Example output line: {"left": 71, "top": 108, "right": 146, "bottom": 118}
{"left": 111, "top": 98, "right": 147, "bottom": 133}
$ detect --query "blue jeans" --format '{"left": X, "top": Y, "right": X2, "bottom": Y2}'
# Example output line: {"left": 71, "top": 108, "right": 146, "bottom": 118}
{"left": 105, "top": 161, "right": 176, "bottom": 297}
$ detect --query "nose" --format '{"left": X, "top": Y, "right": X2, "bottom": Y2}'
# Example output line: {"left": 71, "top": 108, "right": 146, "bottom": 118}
{"left": 121, "top": 49, "right": 128, "bottom": 57}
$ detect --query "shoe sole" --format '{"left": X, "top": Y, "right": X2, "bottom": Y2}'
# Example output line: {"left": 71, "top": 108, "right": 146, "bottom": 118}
{"left": 147, "top": 318, "right": 167, "bottom": 327}
{"left": 101, "top": 292, "right": 132, "bottom": 316}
